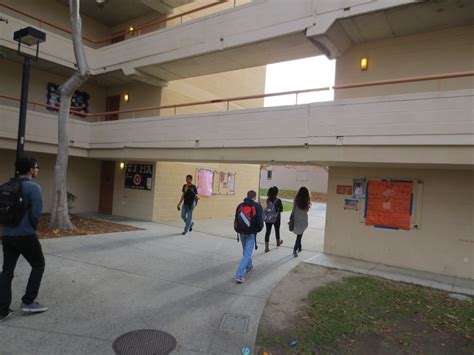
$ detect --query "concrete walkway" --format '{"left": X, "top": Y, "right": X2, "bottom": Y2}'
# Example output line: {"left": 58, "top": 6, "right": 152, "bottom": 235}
{"left": 0, "top": 216, "right": 318, "bottom": 354}
{"left": 1, "top": 208, "right": 472, "bottom": 354}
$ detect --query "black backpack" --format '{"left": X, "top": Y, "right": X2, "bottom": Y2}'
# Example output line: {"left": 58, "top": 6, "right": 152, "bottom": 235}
{"left": 0, "top": 178, "right": 27, "bottom": 227}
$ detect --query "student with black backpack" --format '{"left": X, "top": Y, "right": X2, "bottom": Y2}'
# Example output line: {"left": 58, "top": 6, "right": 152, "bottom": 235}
{"left": 233, "top": 190, "right": 264, "bottom": 284}
{"left": 0, "top": 157, "right": 47, "bottom": 322}
{"left": 263, "top": 186, "right": 283, "bottom": 252}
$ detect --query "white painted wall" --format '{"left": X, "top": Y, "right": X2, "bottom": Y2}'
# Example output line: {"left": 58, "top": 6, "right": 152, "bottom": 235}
{"left": 324, "top": 167, "right": 474, "bottom": 279}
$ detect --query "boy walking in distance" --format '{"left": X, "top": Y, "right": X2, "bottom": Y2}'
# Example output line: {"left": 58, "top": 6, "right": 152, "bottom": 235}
{"left": 0, "top": 157, "right": 47, "bottom": 321}
{"left": 233, "top": 190, "right": 264, "bottom": 284}
{"left": 177, "top": 174, "right": 199, "bottom": 235}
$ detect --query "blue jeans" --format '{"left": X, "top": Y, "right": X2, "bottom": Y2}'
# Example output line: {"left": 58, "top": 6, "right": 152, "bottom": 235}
{"left": 235, "top": 234, "right": 255, "bottom": 279}
{"left": 181, "top": 203, "right": 195, "bottom": 232}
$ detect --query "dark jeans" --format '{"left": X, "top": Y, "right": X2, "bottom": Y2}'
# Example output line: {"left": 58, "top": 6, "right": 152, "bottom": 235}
{"left": 264, "top": 218, "right": 281, "bottom": 243}
{"left": 0, "top": 235, "right": 45, "bottom": 315}
{"left": 293, "top": 234, "right": 303, "bottom": 252}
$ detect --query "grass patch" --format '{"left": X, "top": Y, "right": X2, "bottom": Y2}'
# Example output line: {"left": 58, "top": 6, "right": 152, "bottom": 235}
{"left": 259, "top": 276, "right": 474, "bottom": 353}
{"left": 260, "top": 188, "right": 297, "bottom": 200}
{"left": 282, "top": 200, "right": 293, "bottom": 212}
{"left": 259, "top": 188, "right": 327, "bottom": 203}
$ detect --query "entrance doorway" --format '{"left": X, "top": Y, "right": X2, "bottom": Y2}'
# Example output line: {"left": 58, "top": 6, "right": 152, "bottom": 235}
{"left": 105, "top": 95, "right": 120, "bottom": 121}
{"left": 259, "top": 164, "right": 328, "bottom": 252}
{"left": 99, "top": 161, "right": 115, "bottom": 214}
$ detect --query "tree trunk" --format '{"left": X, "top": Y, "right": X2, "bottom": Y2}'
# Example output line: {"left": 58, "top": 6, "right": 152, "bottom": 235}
{"left": 50, "top": 0, "right": 90, "bottom": 230}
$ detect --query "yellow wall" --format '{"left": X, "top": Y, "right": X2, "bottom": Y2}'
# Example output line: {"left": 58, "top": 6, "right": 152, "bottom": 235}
{"left": 0, "top": 149, "right": 101, "bottom": 213}
{"left": 335, "top": 25, "right": 474, "bottom": 99}
{"left": 112, "top": 161, "right": 156, "bottom": 221}
{"left": 159, "top": 66, "right": 266, "bottom": 116}
{"left": 153, "top": 161, "right": 260, "bottom": 221}
{"left": 105, "top": 83, "right": 162, "bottom": 120}
{"left": 167, "top": 0, "right": 253, "bottom": 27}
{"left": 324, "top": 167, "right": 474, "bottom": 279}
{"left": 0, "top": 60, "right": 107, "bottom": 115}
{"left": 1, "top": 0, "right": 110, "bottom": 40}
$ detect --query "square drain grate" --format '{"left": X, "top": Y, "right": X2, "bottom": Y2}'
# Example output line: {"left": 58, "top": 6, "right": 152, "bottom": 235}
{"left": 219, "top": 313, "right": 250, "bottom": 333}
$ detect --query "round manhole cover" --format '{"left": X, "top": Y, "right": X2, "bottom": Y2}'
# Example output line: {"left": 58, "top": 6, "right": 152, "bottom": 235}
{"left": 112, "top": 329, "right": 177, "bottom": 355}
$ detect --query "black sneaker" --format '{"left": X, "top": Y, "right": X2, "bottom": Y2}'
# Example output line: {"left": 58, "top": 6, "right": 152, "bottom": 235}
{"left": 189, "top": 222, "right": 194, "bottom": 231}
{"left": 21, "top": 302, "right": 48, "bottom": 313}
{"left": 0, "top": 309, "right": 14, "bottom": 322}
{"left": 293, "top": 251, "right": 298, "bottom": 257}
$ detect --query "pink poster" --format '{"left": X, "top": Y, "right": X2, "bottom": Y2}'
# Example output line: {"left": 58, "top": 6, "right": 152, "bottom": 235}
{"left": 197, "top": 169, "right": 213, "bottom": 196}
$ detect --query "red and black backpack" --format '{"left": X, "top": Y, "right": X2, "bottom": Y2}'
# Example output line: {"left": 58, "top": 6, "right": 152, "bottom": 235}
{"left": 234, "top": 202, "right": 258, "bottom": 234}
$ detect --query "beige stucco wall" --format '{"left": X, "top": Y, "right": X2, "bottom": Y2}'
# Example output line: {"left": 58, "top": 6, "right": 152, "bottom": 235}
{"left": 1, "top": 0, "right": 110, "bottom": 40}
{"left": 152, "top": 161, "right": 260, "bottom": 221}
{"left": 112, "top": 161, "right": 156, "bottom": 221}
{"left": 159, "top": 66, "right": 266, "bottom": 116}
{"left": 335, "top": 25, "right": 474, "bottom": 99}
{"left": 324, "top": 167, "right": 474, "bottom": 279}
{"left": 0, "top": 149, "right": 101, "bottom": 213}
{"left": 260, "top": 165, "right": 328, "bottom": 193}
{"left": 0, "top": 60, "right": 107, "bottom": 115}
{"left": 105, "top": 83, "right": 162, "bottom": 120}
{"left": 167, "top": 0, "right": 253, "bottom": 27}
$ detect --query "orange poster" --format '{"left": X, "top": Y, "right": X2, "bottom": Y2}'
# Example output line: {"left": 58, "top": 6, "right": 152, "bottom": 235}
{"left": 365, "top": 180, "right": 413, "bottom": 230}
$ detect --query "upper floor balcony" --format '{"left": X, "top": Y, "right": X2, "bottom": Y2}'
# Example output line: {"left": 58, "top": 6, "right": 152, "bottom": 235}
{"left": 1, "top": 71, "right": 472, "bottom": 167}
{"left": 6, "top": 0, "right": 470, "bottom": 84}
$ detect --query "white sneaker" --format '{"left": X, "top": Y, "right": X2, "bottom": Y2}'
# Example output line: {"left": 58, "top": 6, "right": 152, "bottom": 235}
{"left": 21, "top": 302, "right": 48, "bottom": 313}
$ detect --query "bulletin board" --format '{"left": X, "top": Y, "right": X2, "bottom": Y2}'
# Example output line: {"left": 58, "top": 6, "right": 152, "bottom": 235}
{"left": 195, "top": 168, "right": 236, "bottom": 196}
{"left": 361, "top": 179, "right": 423, "bottom": 231}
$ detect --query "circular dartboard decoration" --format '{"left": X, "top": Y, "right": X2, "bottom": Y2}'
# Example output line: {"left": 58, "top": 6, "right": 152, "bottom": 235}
{"left": 132, "top": 174, "right": 142, "bottom": 186}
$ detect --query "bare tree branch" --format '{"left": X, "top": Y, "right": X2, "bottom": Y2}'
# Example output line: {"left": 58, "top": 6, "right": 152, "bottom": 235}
{"left": 50, "top": 0, "right": 90, "bottom": 230}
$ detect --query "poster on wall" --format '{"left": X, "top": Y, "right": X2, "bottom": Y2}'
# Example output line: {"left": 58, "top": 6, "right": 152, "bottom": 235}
{"left": 46, "top": 83, "right": 90, "bottom": 114}
{"left": 344, "top": 199, "right": 359, "bottom": 210}
{"left": 337, "top": 185, "right": 352, "bottom": 195}
{"left": 197, "top": 169, "right": 213, "bottom": 196}
{"left": 227, "top": 173, "right": 235, "bottom": 192}
{"left": 125, "top": 164, "right": 153, "bottom": 190}
{"left": 353, "top": 178, "right": 367, "bottom": 198}
{"left": 364, "top": 179, "right": 414, "bottom": 230}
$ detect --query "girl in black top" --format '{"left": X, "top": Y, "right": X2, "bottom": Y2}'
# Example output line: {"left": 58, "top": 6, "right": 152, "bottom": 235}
{"left": 264, "top": 186, "right": 283, "bottom": 252}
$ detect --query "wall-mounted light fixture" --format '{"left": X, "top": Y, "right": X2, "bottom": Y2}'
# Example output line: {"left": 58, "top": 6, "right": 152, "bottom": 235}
{"left": 123, "top": 93, "right": 130, "bottom": 103}
{"left": 119, "top": 162, "right": 125, "bottom": 170}
{"left": 360, "top": 57, "right": 369, "bottom": 71}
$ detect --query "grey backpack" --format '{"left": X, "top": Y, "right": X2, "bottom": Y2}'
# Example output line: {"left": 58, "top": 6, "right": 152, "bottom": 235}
{"left": 264, "top": 199, "right": 279, "bottom": 223}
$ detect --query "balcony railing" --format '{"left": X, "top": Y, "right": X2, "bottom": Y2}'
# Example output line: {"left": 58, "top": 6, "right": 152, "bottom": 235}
{"left": 0, "top": 0, "right": 239, "bottom": 48}
{"left": 1, "top": 71, "right": 473, "bottom": 122}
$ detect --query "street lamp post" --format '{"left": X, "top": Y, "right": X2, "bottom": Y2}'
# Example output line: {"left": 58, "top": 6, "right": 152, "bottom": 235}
{"left": 13, "top": 27, "right": 46, "bottom": 169}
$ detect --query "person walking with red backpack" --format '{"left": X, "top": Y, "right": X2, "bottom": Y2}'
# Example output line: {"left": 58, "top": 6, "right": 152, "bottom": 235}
{"left": 233, "top": 190, "right": 264, "bottom": 284}
{"left": 264, "top": 186, "right": 283, "bottom": 252}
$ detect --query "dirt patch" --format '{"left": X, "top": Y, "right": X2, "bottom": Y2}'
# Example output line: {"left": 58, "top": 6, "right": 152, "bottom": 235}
{"left": 257, "top": 263, "right": 351, "bottom": 336}
{"left": 255, "top": 263, "right": 473, "bottom": 355}
{"left": 35, "top": 213, "right": 142, "bottom": 239}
